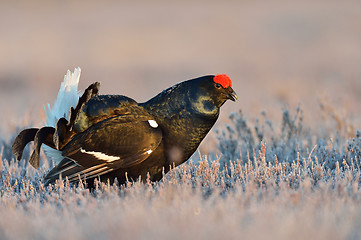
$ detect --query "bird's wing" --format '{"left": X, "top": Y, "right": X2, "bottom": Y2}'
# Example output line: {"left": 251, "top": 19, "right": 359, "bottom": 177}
{"left": 44, "top": 113, "right": 162, "bottom": 184}
{"left": 72, "top": 95, "right": 138, "bottom": 133}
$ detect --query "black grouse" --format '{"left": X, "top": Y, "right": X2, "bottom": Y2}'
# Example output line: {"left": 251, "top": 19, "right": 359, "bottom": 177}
{"left": 12, "top": 73, "right": 237, "bottom": 187}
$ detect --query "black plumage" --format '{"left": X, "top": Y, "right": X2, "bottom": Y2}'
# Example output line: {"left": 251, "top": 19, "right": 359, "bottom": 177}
{"left": 12, "top": 74, "right": 237, "bottom": 187}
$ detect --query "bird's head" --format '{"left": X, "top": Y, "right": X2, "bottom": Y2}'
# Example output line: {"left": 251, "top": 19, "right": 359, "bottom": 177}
{"left": 188, "top": 74, "right": 237, "bottom": 116}
{"left": 211, "top": 74, "right": 237, "bottom": 105}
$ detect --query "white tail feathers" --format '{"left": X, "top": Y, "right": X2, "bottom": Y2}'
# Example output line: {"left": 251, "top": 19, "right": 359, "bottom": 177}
{"left": 45, "top": 67, "right": 81, "bottom": 127}
{"left": 43, "top": 68, "right": 82, "bottom": 166}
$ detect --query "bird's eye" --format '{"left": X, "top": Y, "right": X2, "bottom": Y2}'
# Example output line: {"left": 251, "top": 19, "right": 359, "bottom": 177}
{"left": 215, "top": 83, "right": 222, "bottom": 89}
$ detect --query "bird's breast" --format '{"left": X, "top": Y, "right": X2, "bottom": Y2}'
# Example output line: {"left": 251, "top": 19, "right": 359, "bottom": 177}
{"left": 158, "top": 112, "right": 217, "bottom": 166}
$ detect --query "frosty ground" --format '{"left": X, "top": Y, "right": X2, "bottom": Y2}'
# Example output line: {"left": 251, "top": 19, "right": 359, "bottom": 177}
{"left": 1, "top": 1, "right": 361, "bottom": 239}
{"left": 1, "top": 107, "right": 361, "bottom": 240}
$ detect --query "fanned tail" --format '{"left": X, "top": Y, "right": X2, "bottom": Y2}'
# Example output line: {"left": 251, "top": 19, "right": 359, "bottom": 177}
{"left": 42, "top": 68, "right": 82, "bottom": 167}
{"left": 53, "top": 82, "right": 100, "bottom": 150}
{"left": 12, "top": 128, "right": 39, "bottom": 161}
{"left": 12, "top": 68, "right": 100, "bottom": 169}
{"left": 45, "top": 68, "right": 81, "bottom": 127}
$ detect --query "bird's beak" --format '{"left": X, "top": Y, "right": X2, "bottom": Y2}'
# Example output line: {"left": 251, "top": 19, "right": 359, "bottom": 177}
{"left": 227, "top": 87, "right": 238, "bottom": 101}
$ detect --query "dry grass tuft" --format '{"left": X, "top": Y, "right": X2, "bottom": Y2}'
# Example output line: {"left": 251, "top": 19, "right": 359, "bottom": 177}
{"left": 1, "top": 108, "right": 361, "bottom": 239}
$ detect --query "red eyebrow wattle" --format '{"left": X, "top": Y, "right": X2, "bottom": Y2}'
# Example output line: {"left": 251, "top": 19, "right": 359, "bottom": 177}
{"left": 213, "top": 74, "right": 232, "bottom": 88}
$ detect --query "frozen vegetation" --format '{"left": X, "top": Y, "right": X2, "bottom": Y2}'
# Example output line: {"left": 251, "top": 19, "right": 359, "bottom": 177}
{"left": 1, "top": 107, "right": 361, "bottom": 240}
{"left": 1, "top": 1, "right": 361, "bottom": 239}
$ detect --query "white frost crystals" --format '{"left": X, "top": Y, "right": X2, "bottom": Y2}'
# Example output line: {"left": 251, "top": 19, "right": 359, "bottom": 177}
{"left": 80, "top": 148, "right": 120, "bottom": 162}
{"left": 148, "top": 120, "right": 158, "bottom": 128}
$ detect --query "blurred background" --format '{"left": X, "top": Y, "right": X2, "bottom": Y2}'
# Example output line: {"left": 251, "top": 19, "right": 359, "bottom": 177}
{"left": 1, "top": 0, "right": 361, "bottom": 149}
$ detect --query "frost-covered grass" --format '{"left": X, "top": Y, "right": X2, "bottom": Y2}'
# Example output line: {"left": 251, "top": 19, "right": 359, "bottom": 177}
{"left": 1, "top": 108, "right": 361, "bottom": 240}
